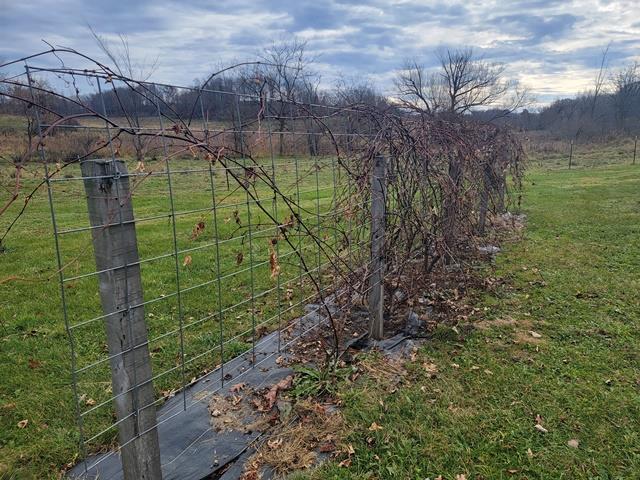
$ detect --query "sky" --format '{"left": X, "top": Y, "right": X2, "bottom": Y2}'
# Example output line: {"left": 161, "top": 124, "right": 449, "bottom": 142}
{"left": 1, "top": 0, "right": 639, "bottom": 107}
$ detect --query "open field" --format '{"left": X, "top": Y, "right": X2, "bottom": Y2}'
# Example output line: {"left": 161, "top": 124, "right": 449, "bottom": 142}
{"left": 302, "top": 163, "right": 640, "bottom": 479}
{"left": 525, "top": 134, "right": 638, "bottom": 169}
{"left": 0, "top": 153, "right": 361, "bottom": 478}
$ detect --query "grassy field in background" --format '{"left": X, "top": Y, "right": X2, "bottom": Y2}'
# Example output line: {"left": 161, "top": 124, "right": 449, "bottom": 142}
{"left": 0, "top": 154, "right": 358, "bottom": 479}
{"left": 526, "top": 135, "right": 638, "bottom": 169}
{"left": 304, "top": 164, "right": 640, "bottom": 479}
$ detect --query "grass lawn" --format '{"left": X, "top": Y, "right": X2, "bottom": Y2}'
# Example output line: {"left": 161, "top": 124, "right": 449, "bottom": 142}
{"left": 303, "top": 164, "right": 640, "bottom": 479}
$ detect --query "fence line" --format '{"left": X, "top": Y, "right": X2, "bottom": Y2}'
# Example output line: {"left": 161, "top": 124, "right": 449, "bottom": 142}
{"left": 1, "top": 49, "right": 525, "bottom": 478}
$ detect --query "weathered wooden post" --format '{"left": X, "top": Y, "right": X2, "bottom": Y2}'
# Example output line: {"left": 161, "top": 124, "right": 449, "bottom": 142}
{"left": 569, "top": 141, "right": 574, "bottom": 169}
{"left": 633, "top": 136, "right": 637, "bottom": 165}
{"left": 478, "top": 161, "right": 494, "bottom": 236}
{"left": 368, "top": 154, "right": 386, "bottom": 340}
{"left": 81, "top": 159, "right": 162, "bottom": 480}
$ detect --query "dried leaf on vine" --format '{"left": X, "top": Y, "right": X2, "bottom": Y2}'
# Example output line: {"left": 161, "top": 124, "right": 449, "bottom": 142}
{"left": 236, "top": 252, "right": 244, "bottom": 265}
{"left": 190, "top": 221, "right": 205, "bottom": 240}
{"left": 269, "top": 239, "right": 280, "bottom": 279}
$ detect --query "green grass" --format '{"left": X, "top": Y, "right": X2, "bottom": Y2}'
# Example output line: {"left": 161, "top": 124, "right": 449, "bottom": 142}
{"left": 0, "top": 155, "right": 360, "bottom": 478}
{"left": 304, "top": 164, "right": 640, "bottom": 479}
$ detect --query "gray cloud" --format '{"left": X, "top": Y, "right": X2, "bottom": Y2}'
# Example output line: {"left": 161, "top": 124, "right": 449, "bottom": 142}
{"left": 1, "top": 0, "right": 639, "bottom": 105}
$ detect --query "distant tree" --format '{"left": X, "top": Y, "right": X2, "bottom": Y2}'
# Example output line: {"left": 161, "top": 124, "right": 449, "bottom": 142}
{"left": 90, "top": 27, "right": 158, "bottom": 165}
{"left": 254, "top": 39, "right": 316, "bottom": 156}
{"left": 590, "top": 44, "right": 610, "bottom": 120}
{"left": 396, "top": 47, "right": 528, "bottom": 117}
{"left": 611, "top": 62, "right": 640, "bottom": 132}
{"left": 394, "top": 59, "right": 443, "bottom": 114}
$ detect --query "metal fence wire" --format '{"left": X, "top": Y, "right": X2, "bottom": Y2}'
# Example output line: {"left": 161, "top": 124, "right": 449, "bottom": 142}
{"left": 0, "top": 48, "right": 527, "bottom": 478}
{"left": 17, "top": 57, "right": 380, "bottom": 476}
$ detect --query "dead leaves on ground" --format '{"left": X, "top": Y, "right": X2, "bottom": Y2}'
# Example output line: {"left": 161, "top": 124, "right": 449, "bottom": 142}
{"left": 368, "top": 421, "right": 383, "bottom": 431}
{"left": 534, "top": 413, "right": 548, "bottom": 433}
{"left": 263, "top": 375, "right": 292, "bottom": 411}
{"left": 242, "top": 399, "right": 344, "bottom": 479}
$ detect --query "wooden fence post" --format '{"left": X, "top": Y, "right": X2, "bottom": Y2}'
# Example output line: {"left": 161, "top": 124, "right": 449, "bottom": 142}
{"left": 633, "top": 136, "right": 637, "bottom": 165}
{"left": 81, "top": 159, "right": 162, "bottom": 480}
{"left": 569, "top": 141, "right": 574, "bottom": 169}
{"left": 369, "top": 154, "right": 386, "bottom": 340}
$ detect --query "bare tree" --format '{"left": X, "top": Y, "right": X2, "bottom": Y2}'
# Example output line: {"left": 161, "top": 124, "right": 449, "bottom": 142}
{"left": 90, "top": 27, "right": 158, "bottom": 166}
{"left": 396, "top": 47, "right": 528, "bottom": 118}
{"left": 590, "top": 43, "right": 610, "bottom": 120}
{"left": 255, "top": 39, "right": 316, "bottom": 156}
{"left": 394, "top": 59, "right": 443, "bottom": 114}
{"left": 437, "top": 47, "right": 518, "bottom": 115}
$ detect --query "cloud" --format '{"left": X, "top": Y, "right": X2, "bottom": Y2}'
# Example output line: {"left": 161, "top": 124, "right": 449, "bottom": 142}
{"left": 491, "top": 13, "right": 579, "bottom": 45}
{"left": 1, "top": 0, "right": 639, "bottom": 104}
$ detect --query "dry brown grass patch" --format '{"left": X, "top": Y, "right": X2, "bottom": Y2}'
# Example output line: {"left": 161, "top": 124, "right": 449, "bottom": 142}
{"left": 242, "top": 399, "right": 344, "bottom": 479}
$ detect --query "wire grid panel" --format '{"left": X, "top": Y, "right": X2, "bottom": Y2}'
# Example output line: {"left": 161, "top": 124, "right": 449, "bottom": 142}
{"left": 21, "top": 62, "right": 375, "bottom": 466}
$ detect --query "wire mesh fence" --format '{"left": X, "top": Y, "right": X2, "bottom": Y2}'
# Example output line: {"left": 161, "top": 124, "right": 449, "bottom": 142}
{"left": 10, "top": 57, "right": 381, "bottom": 477}
{"left": 1, "top": 48, "right": 527, "bottom": 478}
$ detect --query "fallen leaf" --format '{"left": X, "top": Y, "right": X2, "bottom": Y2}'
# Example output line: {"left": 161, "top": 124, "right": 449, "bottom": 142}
{"left": 527, "top": 448, "right": 534, "bottom": 458}
{"left": 28, "top": 358, "right": 42, "bottom": 369}
{"left": 456, "top": 475, "right": 467, "bottom": 480}
{"left": 267, "top": 438, "right": 283, "bottom": 449}
{"left": 338, "top": 458, "right": 351, "bottom": 468}
{"left": 529, "top": 330, "right": 542, "bottom": 338}
{"left": 535, "top": 424, "right": 548, "bottom": 433}
{"left": 85, "top": 398, "right": 96, "bottom": 407}
{"left": 368, "top": 422, "right": 383, "bottom": 431}
{"left": 182, "top": 255, "right": 192, "bottom": 267}
{"left": 422, "top": 362, "right": 438, "bottom": 376}
{"left": 567, "top": 439, "right": 580, "bottom": 448}
{"left": 17, "top": 419, "right": 28, "bottom": 429}
{"left": 230, "top": 383, "right": 246, "bottom": 393}
{"left": 264, "top": 375, "right": 293, "bottom": 410}
{"left": 211, "top": 409, "right": 222, "bottom": 417}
